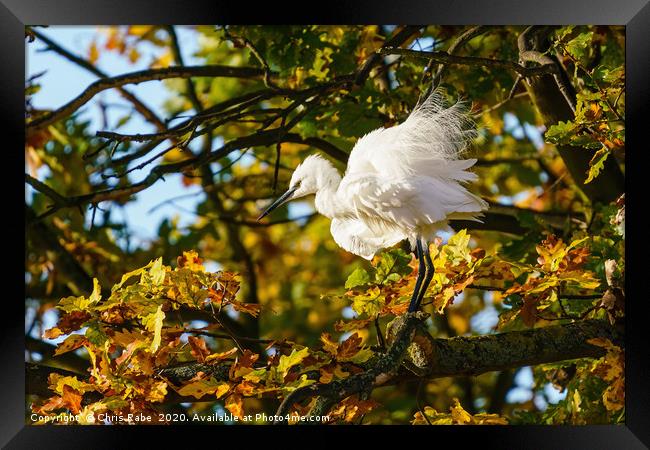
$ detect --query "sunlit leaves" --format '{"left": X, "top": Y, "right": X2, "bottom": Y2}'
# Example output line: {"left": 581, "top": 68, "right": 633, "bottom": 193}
{"left": 412, "top": 399, "right": 508, "bottom": 425}
{"left": 344, "top": 267, "right": 370, "bottom": 289}
{"left": 277, "top": 347, "right": 310, "bottom": 379}
{"left": 57, "top": 278, "right": 101, "bottom": 313}
{"left": 587, "top": 338, "right": 625, "bottom": 413}
{"left": 175, "top": 378, "right": 230, "bottom": 400}
{"left": 320, "top": 332, "right": 374, "bottom": 364}
{"left": 141, "top": 305, "right": 165, "bottom": 352}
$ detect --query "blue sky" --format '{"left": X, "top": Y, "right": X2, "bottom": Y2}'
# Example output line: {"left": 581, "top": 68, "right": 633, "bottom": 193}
{"left": 27, "top": 26, "right": 213, "bottom": 248}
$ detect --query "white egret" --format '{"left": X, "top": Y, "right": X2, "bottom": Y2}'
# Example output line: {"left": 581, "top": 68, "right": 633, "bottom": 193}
{"left": 258, "top": 90, "right": 488, "bottom": 312}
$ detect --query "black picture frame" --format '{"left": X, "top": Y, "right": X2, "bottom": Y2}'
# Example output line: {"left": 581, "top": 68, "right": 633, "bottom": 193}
{"left": 5, "top": 1, "right": 648, "bottom": 447}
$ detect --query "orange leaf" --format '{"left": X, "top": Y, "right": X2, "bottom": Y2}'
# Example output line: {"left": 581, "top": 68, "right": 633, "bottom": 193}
{"left": 319, "top": 333, "right": 339, "bottom": 356}
{"left": 225, "top": 394, "right": 244, "bottom": 418}
{"left": 43, "top": 327, "right": 64, "bottom": 340}
{"left": 337, "top": 333, "right": 363, "bottom": 360}
{"left": 230, "top": 302, "right": 261, "bottom": 317}
{"left": 188, "top": 336, "right": 211, "bottom": 363}
{"left": 54, "top": 334, "right": 88, "bottom": 356}
{"left": 61, "top": 385, "right": 83, "bottom": 414}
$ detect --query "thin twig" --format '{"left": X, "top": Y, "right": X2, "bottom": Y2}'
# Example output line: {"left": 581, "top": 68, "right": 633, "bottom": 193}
{"left": 381, "top": 47, "right": 558, "bottom": 77}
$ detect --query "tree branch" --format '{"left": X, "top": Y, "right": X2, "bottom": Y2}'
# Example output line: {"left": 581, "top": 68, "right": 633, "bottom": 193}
{"left": 516, "top": 26, "right": 625, "bottom": 204}
{"left": 27, "top": 65, "right": 271, "bottom": 133}
{"left": 30, "top": 29, "right": 166, "bottom": 133}
{"left": 381, "top": 47, "right": 558, "bottom": 77}
{"left": 355, "top": 26, "right": 423, "bottom": 85}
{"left": 427, "top": 25, "right": 490, "bottom": 92}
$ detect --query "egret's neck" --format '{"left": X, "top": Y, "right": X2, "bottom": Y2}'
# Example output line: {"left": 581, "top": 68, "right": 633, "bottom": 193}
{"left": 313, "top": 168, "right": 342, "bottom": 219}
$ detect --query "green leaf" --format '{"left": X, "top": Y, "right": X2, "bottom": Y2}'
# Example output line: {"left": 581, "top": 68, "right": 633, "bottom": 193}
{"left": 345, "top": 267, "right": 371, "bottom": 289}
{"left": 443, "top": 229, "right": 472, "bottom": 264}
{"left": 375, "top": 248, "right": 412, "bottom": 283}
{"left": 545, "top": 121, "right": 579, "bottom": 145}
{"left": 565, "top": 31, "right": 594, "bottom": 62}
{"left": 85, "top": 321, "right": 109, "bottom": 346}
{"left": 277, "top": 347, "right": 309, "bottom": 378}
{"left": 585, "top": 148, "right": 610, "bottom": 184}
{"left": 57, "top": 279, "right": 102, "bottom": 313}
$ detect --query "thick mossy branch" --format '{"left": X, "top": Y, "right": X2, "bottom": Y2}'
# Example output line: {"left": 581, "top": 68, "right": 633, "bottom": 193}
{"left": 423, "top": 319, "right": 618, "bottom": 378}
{"left": 158, "top": 362, "right": 232, "bottom": 385}
{"left": 26, "top": 319, "right": 618, "bottom": 410}
{"left": 281, "top": 318, "right": 618, "bottom": 421}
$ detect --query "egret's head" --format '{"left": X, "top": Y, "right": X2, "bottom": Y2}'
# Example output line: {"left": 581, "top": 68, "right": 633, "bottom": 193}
{"left": 257, "top": 155, "right": 333, "bottom": 221}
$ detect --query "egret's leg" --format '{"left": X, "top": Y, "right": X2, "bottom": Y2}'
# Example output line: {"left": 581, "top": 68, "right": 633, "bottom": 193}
{"left": 414, "top": 241, "right": 434, "bottom": 311}
{"left": 408, "top": 239, "right": 426, "bottom": 313}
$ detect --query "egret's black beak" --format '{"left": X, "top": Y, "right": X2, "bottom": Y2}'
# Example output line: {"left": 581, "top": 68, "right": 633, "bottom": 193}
{"left": 257, "top": 186, "right": 298, "bottom": 221}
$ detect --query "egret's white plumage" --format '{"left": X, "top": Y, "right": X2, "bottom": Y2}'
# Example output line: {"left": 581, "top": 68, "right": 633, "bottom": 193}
{"left": 273, "top": 90, "right": 488, "bottom": 261}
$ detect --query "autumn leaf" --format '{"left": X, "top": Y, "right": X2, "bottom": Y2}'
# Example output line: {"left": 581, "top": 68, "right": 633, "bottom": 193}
{"left": 413, "top": 399, "right": 508, "bottom": 425}
{"left": 141, "top": 305, "right": 165, "bottom": 352}
{"left": 204, "top": 347, "right": 238, "bottom": 363}
{"left": 277, "top": 347, "right": 309, "bottom": 379}
{"left": 319, "top": 333, "right": 339, "bottom": 356}
{"left": 88, "top": 41, "right": 99, "bottom": 64}
{"left": 329, "top": 395, "right": 381, "bottom": 423}
{"left": 225, "top": 394, "right": 244, "bottom": 418}
{"left": 336, "top": 332, "right": 373, "bottom": 363}
{"left": 188, "top": 336, "right": 211, "bottom": 362}
{"left": 176, "top": 378, "right": 230, "bottom": 399}
{"left": 177, "top": 250, "right": 204, "bottom": 271}
{"left": 334, "top": 317, "right": 373, "bottom": 332}
{"left": 54, "top": 334, "right": 88, "bottom": 356}
{"left": 229, "top": 301, "right": 261, "bottom": 317}
{"left": 43, "top": 327, "right": 64, "bottom": 340}
{"left": 349, "top": 286, "right": 383, "bottom": 317}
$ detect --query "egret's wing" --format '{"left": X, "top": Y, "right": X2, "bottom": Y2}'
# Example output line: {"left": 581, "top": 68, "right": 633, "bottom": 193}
{"left": 345, "top": 89, "right": 478, "bottom": 180}
{"left": 340, "top": 175, "right": 487, "bottom": 236}
{"left": 330, "top": 216, "right": 405, "bottom": 260}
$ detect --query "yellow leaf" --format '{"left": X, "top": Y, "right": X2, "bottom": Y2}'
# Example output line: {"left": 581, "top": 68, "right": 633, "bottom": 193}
{"left": 572, "top": 390, "right": 582, "bottom": 414}
{"left": 205, "top": 347, "right": 238, "bottom": 363}
{"left": 141, "top": 305, "right": 165, "bottom": 352}
{"left": 48, "top": 373, "right": 95, "bottom": 395}
{"left": 320, "top": 333, "right": 339, "bottom": 356}
{"left": 149, "top": 258, "right": 166, "bottom": 285}
{"left": 450, "top": 399, "right": 473, "bottom": 424}
{"left": 176, "top": 378, "right": 230, "bottom": 399}
{"left": 146, "top": 380, "right": 168, "bottom": 403}
{"left": 88, "top": 41, "right": 99, "bottom": 64}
